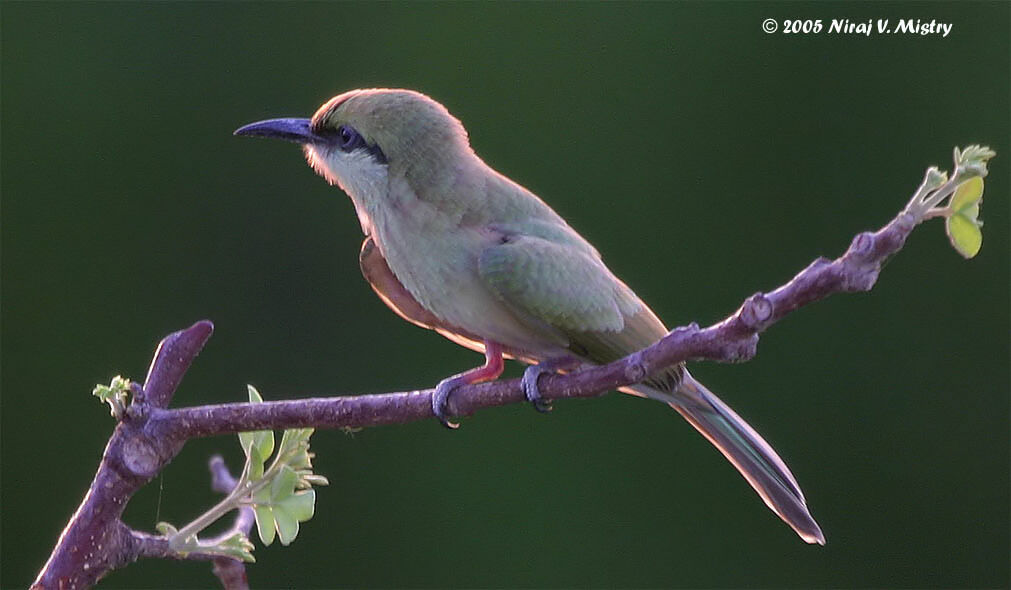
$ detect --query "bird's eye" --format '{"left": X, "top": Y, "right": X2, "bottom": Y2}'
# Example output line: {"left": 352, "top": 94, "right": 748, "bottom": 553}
{"left": 337, "top": 124, "right": 364, "bottom": 152}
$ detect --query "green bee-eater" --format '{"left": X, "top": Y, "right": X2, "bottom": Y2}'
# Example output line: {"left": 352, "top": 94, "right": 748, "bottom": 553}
{"left": 235, "top": 89, "right": 824, "bottom": 544}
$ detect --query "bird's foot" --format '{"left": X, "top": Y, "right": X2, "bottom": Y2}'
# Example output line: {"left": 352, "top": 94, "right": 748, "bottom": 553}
{"left": 432, "top": 375, "right": 466, "bottom": 429}
{"left": 521, "top": 364, "right": 554, "bottom": 413}
{"left": 431, "top": 340, "right": 506, "bottom": 430}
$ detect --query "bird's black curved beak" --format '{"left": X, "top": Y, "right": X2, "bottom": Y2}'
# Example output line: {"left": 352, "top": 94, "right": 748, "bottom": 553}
{"left": 233, "top": 117, "right": 330, "bottom": 145}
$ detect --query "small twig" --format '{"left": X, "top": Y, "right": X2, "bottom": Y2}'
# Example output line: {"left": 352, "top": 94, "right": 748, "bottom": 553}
{"left": 207, "top": 456, "right": 253, "bottom": 590}
{"left": 136, "top": 321, "right": 214, "bottom": 408}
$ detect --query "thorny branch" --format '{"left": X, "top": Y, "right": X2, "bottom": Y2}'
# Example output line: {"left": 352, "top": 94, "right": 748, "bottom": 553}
{"left": 32, "top": 148, "right": 992, "bottom": 589}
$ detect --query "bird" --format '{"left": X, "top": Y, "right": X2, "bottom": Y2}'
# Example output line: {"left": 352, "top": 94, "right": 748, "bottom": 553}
{"left": 234, "top": 88, "right": 824, "bottom": 545}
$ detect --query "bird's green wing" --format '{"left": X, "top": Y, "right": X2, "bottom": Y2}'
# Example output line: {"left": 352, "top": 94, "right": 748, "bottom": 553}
{"left": 478, "top": 231, "right": 671, "bottom": 375}
{"left": 479, "top": 228, "right": 821, "bottom": 544}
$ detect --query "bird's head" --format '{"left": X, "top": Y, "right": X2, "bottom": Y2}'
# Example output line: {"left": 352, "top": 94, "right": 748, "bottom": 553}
{"left": 234, "top": 88, "right": 471, "bottom": 199}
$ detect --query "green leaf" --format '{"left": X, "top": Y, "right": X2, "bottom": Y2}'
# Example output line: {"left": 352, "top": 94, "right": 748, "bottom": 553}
{"left": 274, "top": 505, "right": 300, "bottom": 546}
{"left": 248, "top": 445, "right": 265, "bottom": 481}
{"left": 278, "top": 428, "right": 297, "bottom": 452}
{"left": 279, "top": 489, "right": 316, "bottom": 522}
{"left": 250, "top": 470, "right": 318, "bottom": 547}
{"left": 155, "top": 522, "right": 178, "bottom": 536}
{"left": 953, "top": 145, "right": 996, "bottom": 180}
{"left": 950, "top": 176, "right": 983, "bottom": 215}
{"left": 287, "top": 446, "right": 312, "bottom": 471}
{"left": 244, "top": 425, "right": 323, "bottom": 548}
{"left": 272, "top": 490, "right": 316, "bottom": 545}
{"left": 299, "top": 473, "right": 330, "bottom": 488}
{"left": 252, "top": 479, "right": 272, "bottom": 503}
{"left": 946, "top": 214, "right": 983, "bottom": 258}
{"left": 247, "top": 384, "right": 264, "bottom": 404}
{"left": 278, "top": 428, "right": 313, "bottom": 457}
{"left": 923, "top": 166, "right": 948, "bottom": 192}
{"left": 238, "top": 385, "right": 274, "bottom": 464}
{"left": 945, "top": 177, "right": 985, "bottom": 258}
{"left": 270, "top": 465, "right": 298, "bottom": 502}
{"left": 276, "top": 428, "right": 316, "bottom": 475}
{"left": 251, "top": 428, "right": 274, "bottom": 461}
{"left": 955, "top": 145, "right": 996, "bottom": 168}
{"left": 214, "top": 532, "right": 256, "bottom": 563}
{"left": 254, "top": 504, "right": 276, "bottom": 546}
{"left": 92, "top": 375, "right": 132, "bottom": 417}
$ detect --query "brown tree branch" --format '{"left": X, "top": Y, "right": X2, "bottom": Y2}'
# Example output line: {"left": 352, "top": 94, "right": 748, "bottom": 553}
{"left": 32, "top": 149, "right": 992, "bottom": 589}
{"left": 144, "top": 210, "right": 913, "bottom": 442}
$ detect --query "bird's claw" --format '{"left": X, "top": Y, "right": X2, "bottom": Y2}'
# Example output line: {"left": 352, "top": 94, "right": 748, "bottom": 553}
{"left": 521, "top": 364, "right": 553, "bottom": 413}
{"left": 432, "top": 376, "right": 463, "bottom": 429}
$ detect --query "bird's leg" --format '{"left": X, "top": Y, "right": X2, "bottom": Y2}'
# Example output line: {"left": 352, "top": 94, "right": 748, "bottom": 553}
{"left": 432, "top": 340, "right": 505, "bottom": 429}
{"left": 521, "top": 356, "right": 583, "bottom": 414}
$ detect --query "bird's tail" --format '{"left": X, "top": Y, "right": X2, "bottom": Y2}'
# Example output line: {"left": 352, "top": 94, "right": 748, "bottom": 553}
{"left": 624, "top": 369, "right": 825, "bottom": 545}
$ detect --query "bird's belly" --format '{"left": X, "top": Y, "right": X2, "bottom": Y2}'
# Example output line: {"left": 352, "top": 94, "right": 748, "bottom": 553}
{"left": 370, "top": 223, "right": 567, "bottom": 360}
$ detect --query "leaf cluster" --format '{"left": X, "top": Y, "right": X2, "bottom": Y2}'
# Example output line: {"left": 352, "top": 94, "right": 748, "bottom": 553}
{"left": 158, "top": 386, "right": 328, "bottom": 562}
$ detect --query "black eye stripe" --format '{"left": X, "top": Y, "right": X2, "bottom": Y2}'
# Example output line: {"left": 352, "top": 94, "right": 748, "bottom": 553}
{"left": 366, "top": 143, "right": 388, "bottom": 164}
{"left": 335, "top": 124, "right": 387, "bottom": 164}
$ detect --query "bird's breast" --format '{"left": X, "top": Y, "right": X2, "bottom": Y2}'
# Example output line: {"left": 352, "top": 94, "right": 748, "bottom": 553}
{"left": 366, "top": 193, "right": 567, "bottom": 358}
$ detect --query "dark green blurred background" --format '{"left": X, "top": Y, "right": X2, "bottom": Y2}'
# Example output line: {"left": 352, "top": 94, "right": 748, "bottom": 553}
{"left": 2, "top": 2, "right": 1008, "bottom": 588}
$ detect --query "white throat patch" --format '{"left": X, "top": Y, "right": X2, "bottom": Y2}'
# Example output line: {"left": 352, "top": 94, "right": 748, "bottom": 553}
{"left": 305, "top": 145, "right": 389, "bottom": 236}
